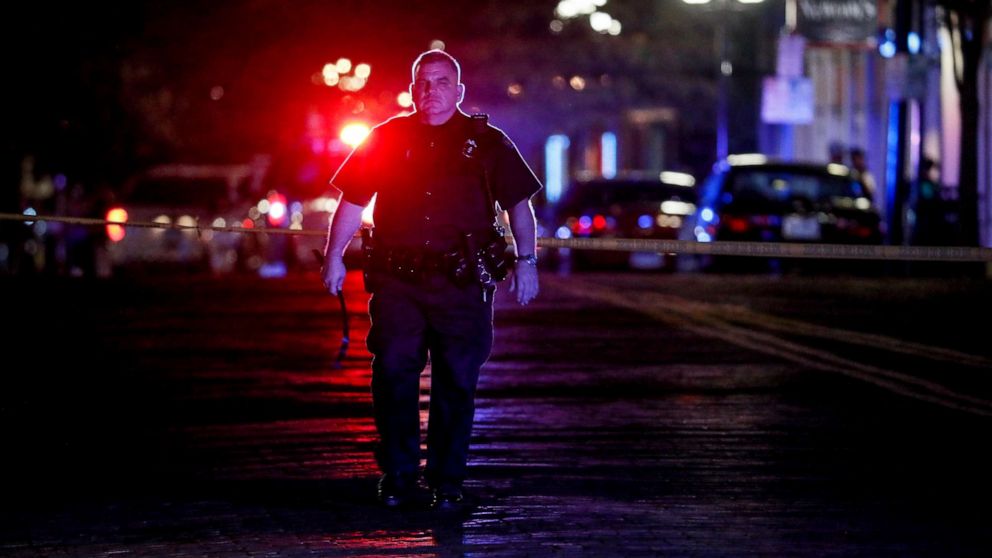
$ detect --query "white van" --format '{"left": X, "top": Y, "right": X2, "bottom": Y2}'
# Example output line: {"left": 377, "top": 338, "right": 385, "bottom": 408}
{"left": 105, "top": 160, "right": 269, "bottom": 274}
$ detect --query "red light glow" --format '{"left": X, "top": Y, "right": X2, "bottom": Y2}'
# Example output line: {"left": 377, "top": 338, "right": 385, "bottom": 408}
{"left": 592, "top": 215, "right": 607, "bottom": 231}
{"left": 106, "top": 208, "right": 128, "bottom": 242}
{"left": 267, "top": 192, "right": 288, "bottom": 226}
{"left": 725, "top": 216, "right": 750, "bottom": 234}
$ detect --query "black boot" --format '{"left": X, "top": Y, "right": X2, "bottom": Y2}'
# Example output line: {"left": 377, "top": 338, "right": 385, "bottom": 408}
{"left": 377, "top": 473, "right": 417, "bottom": 507}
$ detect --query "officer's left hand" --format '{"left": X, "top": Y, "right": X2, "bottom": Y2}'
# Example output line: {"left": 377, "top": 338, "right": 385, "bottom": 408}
{"left": 509, "top": 262, "right": 539, "bottom": 305}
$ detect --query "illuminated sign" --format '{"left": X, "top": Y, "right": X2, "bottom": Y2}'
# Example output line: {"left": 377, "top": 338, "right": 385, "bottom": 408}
{"left": 797, "top": 0, "right": 877, "bottom": 44}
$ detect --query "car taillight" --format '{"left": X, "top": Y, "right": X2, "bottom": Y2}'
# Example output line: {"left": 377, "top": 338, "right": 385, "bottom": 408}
{"left": 592, "top": 214, "right": 607, "bottom": 231}
{"left": 106, "top": 208, "right": 128, "bottom": 242}
{"left": 852, "top": 225, "right": 875, "bottom": 238}
{"left": 724, "top": 215, "right": 750, "bottom": 234}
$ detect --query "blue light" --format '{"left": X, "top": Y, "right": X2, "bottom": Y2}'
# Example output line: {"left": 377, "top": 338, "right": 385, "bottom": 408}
{"left": 879, "top": 40, "right": 896, "bottom": 58}
{"left": 23, "top": 207, "right": 37, "bottom": 226}
{"left": 637, "top": 214, "right": 652, "bottom": 229}
{"left": 907, "top": 32, "right": 920, "bottom": 54}
{"left": 879, "top": 28, "right": 896, "bottom": 58}
{"left": 601, "top": 132, "right": 617, "bottom": 179}
{"left": 700, "top": 207, "right": 714, "bottom": 222}
{"left": 544, "top": 134, "right": 570, "bottom": 203}
{"left": 886, "top": 101, "right": 901, "bottom": 225}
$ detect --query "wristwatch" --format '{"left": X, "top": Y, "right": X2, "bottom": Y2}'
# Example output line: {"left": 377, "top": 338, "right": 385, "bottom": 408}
{"left": 515, "top": 254, "right": 538, "bottom": 266}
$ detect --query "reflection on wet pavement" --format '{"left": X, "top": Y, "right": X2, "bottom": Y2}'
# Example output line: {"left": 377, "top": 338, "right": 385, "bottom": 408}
{"left": 3, "top": 273, "right": 991, "bottom": 556}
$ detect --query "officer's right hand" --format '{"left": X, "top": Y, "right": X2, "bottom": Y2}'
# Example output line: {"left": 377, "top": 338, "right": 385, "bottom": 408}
{"left": 322, "top": 255, "right": 347, "bottom": 295}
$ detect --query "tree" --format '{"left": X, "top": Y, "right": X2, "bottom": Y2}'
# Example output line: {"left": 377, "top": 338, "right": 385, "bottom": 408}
{"left": 938, "top": 0, "right": 991, "bottom": 246}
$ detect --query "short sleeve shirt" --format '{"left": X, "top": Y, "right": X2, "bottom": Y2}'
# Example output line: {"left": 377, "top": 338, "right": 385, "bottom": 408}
{"left": 330, "top": 112, "right": 542, "bottom": 251}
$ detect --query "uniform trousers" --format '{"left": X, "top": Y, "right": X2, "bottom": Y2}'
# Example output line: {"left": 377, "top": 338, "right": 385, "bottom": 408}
{"left": 366, "top": 271, "right": 494, "bottom": 489}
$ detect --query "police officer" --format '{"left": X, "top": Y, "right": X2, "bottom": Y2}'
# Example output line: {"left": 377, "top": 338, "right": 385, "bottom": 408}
{"left": 321, "top": 49, "right": 542, "bottom": 509}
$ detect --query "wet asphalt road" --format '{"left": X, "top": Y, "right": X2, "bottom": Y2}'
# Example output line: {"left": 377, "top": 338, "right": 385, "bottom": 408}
{"left": 2, "top": 270, "right": 991, "bottom": 556}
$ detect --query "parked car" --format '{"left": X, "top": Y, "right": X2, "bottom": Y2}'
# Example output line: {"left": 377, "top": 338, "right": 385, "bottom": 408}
{"left": 105, "top": 164, "right": 265, "bottom": 275}
{"left": 546, "top": 171, "right": 698, "bottom": 270}
{"left": 678, "top": 154, "right": 883, "bottom": 272}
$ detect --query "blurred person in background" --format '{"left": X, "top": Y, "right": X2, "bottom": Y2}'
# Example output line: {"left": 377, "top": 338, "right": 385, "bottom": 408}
{"left": 828, "top": 141, "right": 845, "bottom": 165}
{"left": 321, "top": 49, "right": 542, "bottom": 510}
{"left": 910, "top": 158, "right": 943, "bottom": 246}
{"left": 849, "top": 147, "right": 877, "bottom": 201}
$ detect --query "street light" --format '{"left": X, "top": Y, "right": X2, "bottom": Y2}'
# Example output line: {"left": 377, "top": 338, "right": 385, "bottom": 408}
{"left": 682, "top": 0, "right": 765, "bottom": 161}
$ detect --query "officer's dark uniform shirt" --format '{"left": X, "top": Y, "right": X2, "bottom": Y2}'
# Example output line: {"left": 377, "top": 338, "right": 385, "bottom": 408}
{"left": 331, "top": 112, "right": 542, "bottom": 253}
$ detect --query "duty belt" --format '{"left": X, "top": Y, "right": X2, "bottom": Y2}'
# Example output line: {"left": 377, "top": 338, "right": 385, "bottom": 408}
{"left": 367, "top": 245, "right": 461, "bottom": 282}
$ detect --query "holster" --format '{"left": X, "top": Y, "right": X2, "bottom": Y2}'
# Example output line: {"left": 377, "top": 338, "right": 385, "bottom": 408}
{"left": 462, "top": 226, "right": 510, "bottom": 288}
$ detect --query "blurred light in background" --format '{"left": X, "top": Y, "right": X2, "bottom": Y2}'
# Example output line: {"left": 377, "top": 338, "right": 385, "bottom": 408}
{"left": 397, "top": 91, "right": 413, "bottom": 108}
{"left": 430, "top": 39, "right": 446, "bottom": 50}
{"left": 660, "top": 200, "right": 696, "bottom": 215}
{"left": 210, "top": 86, "right": 224, "bottom": 101}
{"left": 311, "top": 196, "right": 339, "bottom": 214}
{"left": 589, "top": 11, "right": 612, "bottom": 32}
{"left": 22, "top": 207, "right": 37, "bottom": 226}
{"left": 879, "top": 28, "right": 896, "bottom": 58}
{"left": 322, "top": 64, "right": 340, "bottom": 87}
{"left": 907, "top": 32, "right": 920, "bottom": 55}
{"left": 545, "top": 134, "right": 570, "bottom": 203}
{"left": 555, "top": 0, "right": 604, "bottom": 18}
{"left": 659, "top": 171, "right": 696, "bottom": 187}
{"left": 322, "top": 58, "right": 369, "bottom": 91}
{"left": 340, "top": 122, "right": 371, "bottom": 148}
{"left": 340, "top": 76, "right": 367, "bottom": 92}
{"left": 266, "top": 191, "right": 288, "bottom": 226}
{"left": 176, "top": 215, "right": 196, "bottom": 232}
{"left": 569, "top": 76, "right": 586, "bottom": 90}
{"left": 153, "top": 215, "right": 171, "bottom": 236}
{"left": 600, "top": 132, "right": 617, "bottom": 178}
{"left": 555, "top": 0, "right": 621, "bottom": 35}
{"left": 106, "top": 208, "right": 127, "bottom": 242}
{"left": 507, "top": 83, "right": 523, "bottom": 99}
{"left": 726, "top": 153, "right": 768, "bottom": 166}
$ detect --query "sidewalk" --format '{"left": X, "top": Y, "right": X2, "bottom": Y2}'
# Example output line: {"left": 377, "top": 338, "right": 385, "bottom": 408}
{"left": 2, "top": 272, "right": 990, "bottom": 556}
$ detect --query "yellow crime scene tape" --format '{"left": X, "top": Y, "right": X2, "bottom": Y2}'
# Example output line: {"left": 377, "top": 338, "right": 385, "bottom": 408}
{"left": 3, "top": 212, "right": 992, "bottom": 263}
